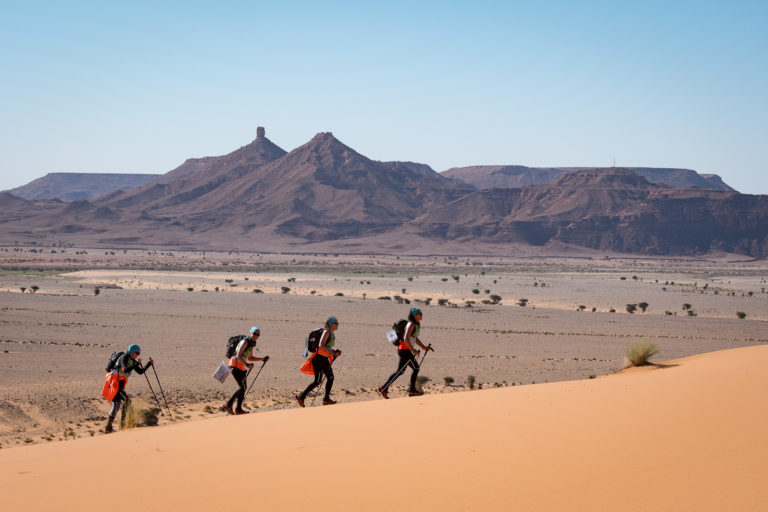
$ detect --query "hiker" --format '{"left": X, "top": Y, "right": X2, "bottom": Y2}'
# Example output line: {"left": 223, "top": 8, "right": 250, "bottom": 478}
{"left": 104, "top": 344, "right": 153, "bottom": 433}
{"left": 224, "top": 327, "right": 269, "bottom": 415}
{"left": 378, "top": 307, "right": 432, "bottom": 398}
{"left": 295, "top": 316, "right": 341, "bottom": 406}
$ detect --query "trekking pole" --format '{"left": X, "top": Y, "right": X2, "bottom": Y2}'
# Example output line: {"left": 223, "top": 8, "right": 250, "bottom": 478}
{"left": 143, "top": 372, "right": 165, "bottom": 416}
{"left": 244, "top": 359, "right": 268, "bottom": 398}
{"left": 418, "top": 344, "right": 434, "bottom": 367}
{"left": 150, "top": 362, "right": 172, "bottom": 416}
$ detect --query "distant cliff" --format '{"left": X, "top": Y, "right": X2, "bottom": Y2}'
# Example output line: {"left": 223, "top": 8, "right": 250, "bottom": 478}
{"left": 442, "top": 165, "right": 736, "bottom": 192}
{"left": 7, "top": 173, "right": 159, "bottom": 201}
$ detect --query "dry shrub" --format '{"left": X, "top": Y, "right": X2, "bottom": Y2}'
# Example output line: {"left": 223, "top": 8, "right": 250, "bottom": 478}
{"left": 625, "top": 341, "right": 659, "bottom": 367}
{"left": 122, "top": 399, "right": 161, "bottom": 429}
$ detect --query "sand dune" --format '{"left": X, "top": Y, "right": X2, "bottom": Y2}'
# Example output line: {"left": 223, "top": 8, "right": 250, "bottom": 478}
{"left": 1, "top": 345, "right": 767, "bottom": 511}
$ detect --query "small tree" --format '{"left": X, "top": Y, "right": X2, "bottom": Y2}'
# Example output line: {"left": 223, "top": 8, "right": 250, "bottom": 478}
{"left": 466, "top": 375, "right": 476, "bottom": 389}
{"left": 517, "top": 298, "right": 528, "bottom": 307}
{"left": 437, "top": 298, "right": 449, "bottom": 306}
{"left": 20, "top": 287, "right": 26, "bottom": 293}
{"left": 577, "top": 305, "right": 586, "bottom": 311}
{"left": 638, "top": 302, "right": 649, "bottom": 313}
{"left": 489, "top": 294, "right": 502, "bottom": 304}
{"left": 444, "top": 376, "right": 455, "bottom": 386}
{"left": 30, "top": 285, "right": 39, "bottom": 293}
{"left": 682, "top": 303, "right": 692, "bottom": 311}
{"left": 94, "top": 287, "right": 100, "bottom": 296}
{"left": 281, "top": 286, "right": 291, "bottom": 294}
{"left": 736, "top": 311, "right": 747, "bottom": 319}
{"left": 626, "top": 303, "right": 637, "bottom": 314}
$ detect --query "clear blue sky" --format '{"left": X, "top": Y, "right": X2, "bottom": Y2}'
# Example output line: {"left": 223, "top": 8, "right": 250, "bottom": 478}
{"left": 1, "top": 1, "right": 766, "bottom": 193}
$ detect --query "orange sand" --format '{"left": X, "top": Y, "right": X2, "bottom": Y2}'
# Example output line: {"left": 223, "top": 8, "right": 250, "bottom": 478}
{"left": 1, "top": 345, "right": 766, "bottom": 511}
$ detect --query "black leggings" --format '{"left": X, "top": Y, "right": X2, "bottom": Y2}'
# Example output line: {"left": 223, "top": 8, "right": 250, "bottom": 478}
{"left": 226, "top": 367, "right": 248, "bottom": 411}
{"left": 382, "top": 349, "right": 420, "bottom": 392}
{"left": 108, "top": 380, "right": 128, "bottom": 423}
{"left": 299, "top": 354, "right": 334, "bottom": 401}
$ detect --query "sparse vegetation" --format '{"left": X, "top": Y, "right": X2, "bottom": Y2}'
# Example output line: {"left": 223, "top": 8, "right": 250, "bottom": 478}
{"left": 638, "top": 302, "right": 649, "bottom": 313}
{"left": 626, "top": 303, "right": 637, "bottom": 314}
{"left": 625, "top": 341, "right": 659, "bottom": 367}
{"left": 736, "top": 311, "right": 747, "bottom": 319}
{"left": 517, "top": 298, "right": 528, "bottom": 307}
{"left": 466, "top": 375, "right": 476, "bottom": 389}
{"left": 437, "top": 298, "right": 449, "bottom": 306}
{"left": 30, "top": 285, "right": 39, "bottom": 293}
{"left": 444, "top": 376, "right": 455, "bottom": 386}
{"left": 281, "top": 286, "right": 290, "bottom": 294}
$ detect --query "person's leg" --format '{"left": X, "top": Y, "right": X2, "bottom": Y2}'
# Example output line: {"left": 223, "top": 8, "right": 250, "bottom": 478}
{"left": 233, "top": 370, "right": 248, "bottom": 412}
{"left": 407, "top": 354, "right": 421, "bottom": 392}
{"left": 226, "top": 368, "right": 247, "bottom": 412}
{"left": 106, "top": 381, "right": 126, "bottom": 431}
{"left": 299, "top": 356, "right": 327, "bottom": 399}
{"left": 381, "top": 350, "right": 411, "bottom": 391}
{"left": 323, "top": 366, "right": 335, "bottom": 401}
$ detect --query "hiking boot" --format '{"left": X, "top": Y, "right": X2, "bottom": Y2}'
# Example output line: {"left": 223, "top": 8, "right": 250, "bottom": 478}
{"left": 235, "top": 410, "right": 248, "bottom": 415}
{"left": 408, "top": 390, "right": 424, "bottom": 397}
{"left": 295, "top": 394, "right": 305, "bottom": 408}
{"left": 223, "top": 404, "right": 235, "bottom": 415}
{"left": 322, "top": 399, "right": 337, "bottom": 405}
{"left": 104, "top": 423, "right": 114, "bottom": 434}
{"left": 377, "top": 387, "right": 389, "bottom": 399}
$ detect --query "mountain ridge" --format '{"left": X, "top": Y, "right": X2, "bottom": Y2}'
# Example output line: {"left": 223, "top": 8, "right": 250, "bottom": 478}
{"left": 0, "top": 131, "right": 765, "bottom": 258}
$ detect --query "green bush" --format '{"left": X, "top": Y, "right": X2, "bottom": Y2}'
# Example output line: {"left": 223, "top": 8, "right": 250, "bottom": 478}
{"left": 625, "top": 341, "right": 659, "bottom": 367}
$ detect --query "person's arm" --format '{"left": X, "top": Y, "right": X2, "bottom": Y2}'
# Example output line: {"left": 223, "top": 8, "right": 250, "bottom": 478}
{"left": 133, "top": 357, "right": 154, "bottom": 374}
{"left": 236, "top": 338, "right": 253, "bottom": 369}
{"left": 317, "top": 330, "right": 340, "bottom": 358}
{"left": 405, "top": 323, "right": 429, "bottom": 354}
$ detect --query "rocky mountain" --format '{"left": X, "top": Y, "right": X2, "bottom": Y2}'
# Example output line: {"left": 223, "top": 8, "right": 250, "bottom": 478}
{"left": 6, "top": 173, "right": 159, "bottom": 201}
{"left": 442, "top": 165, "right": 736, "bottom": 192}
{"left": 0, "top": 132, "right": 766, "bottom": 258}
{"left": 416, "top": 169, "right": 768, "bottom": 256}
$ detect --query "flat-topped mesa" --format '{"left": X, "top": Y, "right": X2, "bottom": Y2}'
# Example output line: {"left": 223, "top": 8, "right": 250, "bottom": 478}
{"left": 256, "top": 126, "right": 265, "bottom": 140}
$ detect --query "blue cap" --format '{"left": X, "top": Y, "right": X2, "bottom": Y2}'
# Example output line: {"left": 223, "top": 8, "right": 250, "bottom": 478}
{"left": 126, "top": 344, "right": 141, "bottom": 355}
{"left": 249, "top": 326, "right": 260, "bottom": 335}
{"left": 411, "top": 307, "right": 422, "bottom": 316}
{"left": 327, "top": 316, "right": 338, "bottom": 326}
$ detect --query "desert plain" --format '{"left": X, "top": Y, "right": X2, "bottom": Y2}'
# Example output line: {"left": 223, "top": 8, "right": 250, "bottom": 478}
{"left": 1, "top": 249, "right": 767, "bottom": 510}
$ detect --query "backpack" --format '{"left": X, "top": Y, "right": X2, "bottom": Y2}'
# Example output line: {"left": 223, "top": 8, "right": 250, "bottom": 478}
{"left": 392, "top": 319, "right": 409, "bottom": 345}
{"left": 225, "top": 335, "right": 248, "bottom": 358}
{"left": 304, "top": 328, "right": 325, "bottom": 357}
{"left": 105, "top": 351, "right": 124, "bottom": 372}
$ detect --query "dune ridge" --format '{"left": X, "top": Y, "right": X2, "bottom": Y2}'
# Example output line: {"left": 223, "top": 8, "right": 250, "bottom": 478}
{"left": 1, "top": 345, "right": 767, "bottom": 511}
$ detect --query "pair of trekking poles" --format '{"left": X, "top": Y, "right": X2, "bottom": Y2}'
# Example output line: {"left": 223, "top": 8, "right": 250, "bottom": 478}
{"left": 142, "top": 360, "right": 172, "bottom": 416}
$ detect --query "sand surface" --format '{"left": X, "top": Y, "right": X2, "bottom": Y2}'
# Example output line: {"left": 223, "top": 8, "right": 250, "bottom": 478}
{"left": 1, "top": 345, "right": 766, "bottom": 511}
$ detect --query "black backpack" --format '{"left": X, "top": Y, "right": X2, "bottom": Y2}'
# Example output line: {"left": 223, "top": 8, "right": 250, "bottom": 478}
{"left": 225, "top": 335, "right": 249, "bottom": 358}
{"left": 392, "top": 319, "right": 409, "bottom": 345}
{"left": 105, "top": 351, "right": 124, "bottom": 372}
{"left": 304, "top": 328, "right": 325, "bottom": 357}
